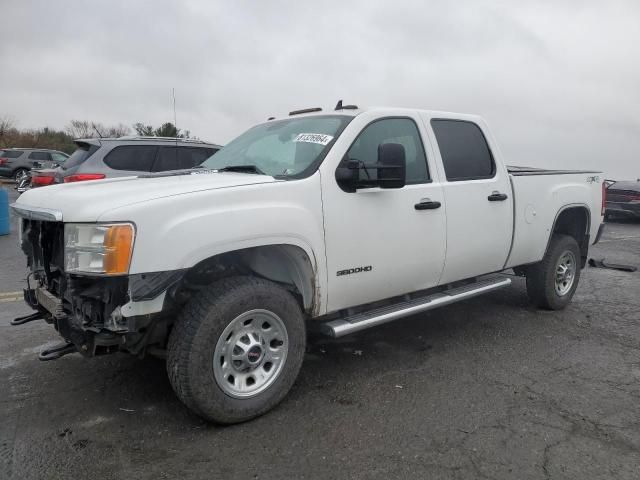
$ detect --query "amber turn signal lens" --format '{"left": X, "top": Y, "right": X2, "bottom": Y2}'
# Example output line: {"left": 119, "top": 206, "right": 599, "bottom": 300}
{"left": 103, "top": 224, "right": 134, "bottom": 275}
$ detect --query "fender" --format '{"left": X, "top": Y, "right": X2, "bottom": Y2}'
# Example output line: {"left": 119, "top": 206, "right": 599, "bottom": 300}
{"left": 543, "top": 203, "right": 591, "bottom": 257}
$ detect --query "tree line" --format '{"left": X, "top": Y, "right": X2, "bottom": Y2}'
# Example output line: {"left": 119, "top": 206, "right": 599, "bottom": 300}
{"left": 0, "top": 117, "right": 191, "bottom": 154}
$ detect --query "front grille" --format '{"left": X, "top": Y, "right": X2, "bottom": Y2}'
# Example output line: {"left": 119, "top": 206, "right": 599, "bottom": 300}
{"left": 21, "top": 219, "right": 65, "bottom": 297}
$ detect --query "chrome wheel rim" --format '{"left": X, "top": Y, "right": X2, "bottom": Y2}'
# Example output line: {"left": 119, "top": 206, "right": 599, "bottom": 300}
{"left": 14, "top": 170, "right": 28, "bottom": 182}
{"left": 213, "top": 309, "right": 288, "bottom": 398}
{"left": 555, "top": 250, "right": 576, "bottom": 296}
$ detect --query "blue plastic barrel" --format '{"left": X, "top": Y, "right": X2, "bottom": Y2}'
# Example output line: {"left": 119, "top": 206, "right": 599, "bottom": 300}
{"left": 0, "top": 187, "right": 10, "bottom": 236}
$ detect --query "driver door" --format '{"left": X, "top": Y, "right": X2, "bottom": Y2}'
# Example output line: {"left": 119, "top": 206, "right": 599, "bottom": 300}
{"left": 321, "top": 115, "right": 447, "bottom": 313}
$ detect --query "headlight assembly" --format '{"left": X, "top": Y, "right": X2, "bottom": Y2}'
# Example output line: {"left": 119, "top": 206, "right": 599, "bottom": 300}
{"left": 64, "top": 223, "right": 135, "bottom": 275}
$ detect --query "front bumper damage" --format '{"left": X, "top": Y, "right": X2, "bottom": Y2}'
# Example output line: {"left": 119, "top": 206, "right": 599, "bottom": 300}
{"left": 11, "top": 207, "right": 186, "bottom": 359}
{"left": 19, "top": 272, "right": 184, "bottom": 360}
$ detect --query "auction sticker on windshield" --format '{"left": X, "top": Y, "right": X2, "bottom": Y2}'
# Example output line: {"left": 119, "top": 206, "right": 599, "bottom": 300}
{"left": 293, "top": 133, "right": 334, "bottom": 146}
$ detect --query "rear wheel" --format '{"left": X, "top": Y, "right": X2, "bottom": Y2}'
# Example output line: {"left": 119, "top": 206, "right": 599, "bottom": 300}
{"left": 13, "top": 168, "right": 28, "bottom": 183}
{"left": 167, "top": 276, "right": 306, "bottom": 424}
{"left": 525, "top": 234, "right": 581, "bottom": 310}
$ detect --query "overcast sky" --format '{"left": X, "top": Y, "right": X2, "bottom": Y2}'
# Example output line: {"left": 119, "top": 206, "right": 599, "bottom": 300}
{"left": 1, "top": 0, "right": 639, "bottom": 179}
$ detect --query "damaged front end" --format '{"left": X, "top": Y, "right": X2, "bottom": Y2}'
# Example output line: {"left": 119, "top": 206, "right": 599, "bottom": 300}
{"left": 13, "top": 209, "right": 181, "bottom": 360}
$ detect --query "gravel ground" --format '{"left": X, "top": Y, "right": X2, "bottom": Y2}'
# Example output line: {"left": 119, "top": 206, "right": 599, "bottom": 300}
{"left": 1, "top": 185, "right": 639, "bottom": 479}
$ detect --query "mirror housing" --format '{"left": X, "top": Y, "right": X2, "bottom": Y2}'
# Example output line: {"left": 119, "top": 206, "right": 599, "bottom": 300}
{"left": 335, "top": 143, "right": 407, "bottom": 192}
{"left": 376, "top": 143, "right": 406, "bottom": 189}
{"left": 335, "top": 159, "right": 360, "bottom": 193}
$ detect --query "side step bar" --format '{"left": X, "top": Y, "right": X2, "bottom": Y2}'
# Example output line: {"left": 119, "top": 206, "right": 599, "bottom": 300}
{"left": 321, "top": 276, "right": 511, "bottom": 338}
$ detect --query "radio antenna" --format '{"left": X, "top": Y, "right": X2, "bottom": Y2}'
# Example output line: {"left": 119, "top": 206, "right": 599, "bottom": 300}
{"left": 172, "top": 88, "right": 177, "bottom": 136}
{"left": 172, "top": 88, "right": 178, "bottom": 165}
{"left": 91, "top": 122, "right": 103, "bottom": 138}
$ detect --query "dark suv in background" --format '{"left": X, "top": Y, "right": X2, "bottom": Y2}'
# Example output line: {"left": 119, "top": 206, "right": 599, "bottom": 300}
{"left": 605, "top": 180, "right": 640, "bottom": 220}
{"left": 0, "top": 148, "right": 69, "bottom": 181}
{"left": 31, "top": 137, "right": 221, "bottom": 187}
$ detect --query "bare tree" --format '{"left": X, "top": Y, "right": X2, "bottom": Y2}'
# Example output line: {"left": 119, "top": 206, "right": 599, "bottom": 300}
{"left": 65, "top": 120, "right": 130, "bottom": 139}
{"left": 104, "top": 123, "right": 131, "bottom": 137}
{"left": 65, "top": 120, "right": 93, "bottom": 139}
{"left": 0, "top": 116, "right": 17, "bottom": 147}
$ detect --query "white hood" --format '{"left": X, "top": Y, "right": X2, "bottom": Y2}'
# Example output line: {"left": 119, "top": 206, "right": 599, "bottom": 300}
{"left": 15, "top": 171, "right": 278, "bottom": 222}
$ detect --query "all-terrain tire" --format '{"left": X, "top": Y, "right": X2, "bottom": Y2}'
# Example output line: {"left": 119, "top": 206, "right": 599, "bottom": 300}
{"left": 166, "top": 275, "right": 306, "bottom": 424}
{"left": 526, "top": 234, "right": 581, "bottom": 310}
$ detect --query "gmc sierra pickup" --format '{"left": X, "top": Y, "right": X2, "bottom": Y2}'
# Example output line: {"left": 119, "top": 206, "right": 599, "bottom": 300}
{"left": 11, "top": 105, "right": 606, "bottom": 423}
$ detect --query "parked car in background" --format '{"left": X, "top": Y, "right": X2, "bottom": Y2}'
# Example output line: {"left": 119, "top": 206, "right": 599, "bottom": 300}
{"left": 30, "top": 137, "right": 221, "bottom": 187}
{"left": 0, "top": 148, "right": 69, "bottom": 182}
{"left": 605, "top": 180, "right": 640, "bottom": 219}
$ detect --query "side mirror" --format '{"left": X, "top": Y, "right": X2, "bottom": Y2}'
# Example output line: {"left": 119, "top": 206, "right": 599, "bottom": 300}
{"left": 377, "top": 143, "right": 406, "bottom": 189}
{"left": 335, "top": 158, "right": 360, "bottom": 193}
{"left": 335, "top": 143, "right": 407, "bottom": 192}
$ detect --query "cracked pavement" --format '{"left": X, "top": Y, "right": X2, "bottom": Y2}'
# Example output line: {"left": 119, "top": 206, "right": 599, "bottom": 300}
{"left": 1, "top": 186, "right": 639, "bottom": 479}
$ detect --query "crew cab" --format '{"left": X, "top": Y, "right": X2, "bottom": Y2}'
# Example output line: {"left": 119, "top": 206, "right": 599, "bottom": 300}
{"left": 11, "top": 105, "right": 605, "bottom": 424}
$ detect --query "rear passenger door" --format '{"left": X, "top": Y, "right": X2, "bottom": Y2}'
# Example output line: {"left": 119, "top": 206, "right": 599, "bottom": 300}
{"left": 427, "top": 118, "right": 513, "bottom": 284}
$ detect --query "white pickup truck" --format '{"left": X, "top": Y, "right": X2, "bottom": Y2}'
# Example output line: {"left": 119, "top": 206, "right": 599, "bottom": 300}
{"left": 12, "top": 105, "right": 605, "bottom": 423}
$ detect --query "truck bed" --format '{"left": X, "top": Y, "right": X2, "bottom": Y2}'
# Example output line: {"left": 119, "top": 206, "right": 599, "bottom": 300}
{"left": 505, "top": 168, "right": 603, "bottom": 269}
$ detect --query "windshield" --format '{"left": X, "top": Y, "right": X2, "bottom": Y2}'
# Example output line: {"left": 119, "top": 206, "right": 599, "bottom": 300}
{"left": 201, "top": 115, "right": 353, "bottom": 177}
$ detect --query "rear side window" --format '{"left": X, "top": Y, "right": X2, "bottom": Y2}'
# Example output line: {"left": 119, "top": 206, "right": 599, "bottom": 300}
{"left": 152, "top": 147, "right": 215, "bottom": 172}
{"left": 431, "top": 120, "right": 495, "bottom": 181}
{"left": 51, "top": 152, "right": 68, "bottom": 162}
{"left": 28, "top": 151, "right": 51, "bottom": 161}
{"left": 1, "top": 150, "right": 24, "bottom": 159}
{"left": 104, "top": 145, "right": 158, "bottom": 171}
{"left": 63, "top": 143, "right": 100, "bottom": 170}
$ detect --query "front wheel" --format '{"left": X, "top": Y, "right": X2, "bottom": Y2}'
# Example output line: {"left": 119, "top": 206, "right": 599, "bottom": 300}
{"left": 167, "top": 276, "right": 306, "bottom": 424}
{"left": 525, "top": 234, "right": 581, "bottom": 310}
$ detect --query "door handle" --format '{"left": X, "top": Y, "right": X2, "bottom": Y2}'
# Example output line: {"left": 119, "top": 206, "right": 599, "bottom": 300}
{"left": 415, "top": 199, "right": 441, "bottom": 210}
{"left": 487, "top": 191, "right": 508, "bottom": 201}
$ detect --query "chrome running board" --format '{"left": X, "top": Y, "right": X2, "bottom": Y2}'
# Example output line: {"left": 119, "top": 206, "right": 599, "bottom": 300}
{"left": 321, "top": 276, "right": 511, "bottom": 338}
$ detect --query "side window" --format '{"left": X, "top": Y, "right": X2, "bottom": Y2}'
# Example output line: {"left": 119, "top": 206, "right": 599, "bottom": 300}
{"left": 2, "top": 151, "right": 24, "bottom": 159}
{"left": 152, "top": 147, "right": 212, "bottom": 172}
{"left": 346, "top": 118, "right": 429, "bottom": 184}
{"left": 430, "top": 120, "right": 495, "bottom": 181}
{"left": 179, "top": 147, "right": 211, "bottom": 169}
{"left": 154, "top": 147, "right": 180, "bottom": 172}
{"left": 104, "top": 145, "right": 158, "bottom": 171}
{"left": 51, "top": 153, "right": 68, "bottom": 163}
{"left": 28, "top": 151, "right": 51, "bottom": 161}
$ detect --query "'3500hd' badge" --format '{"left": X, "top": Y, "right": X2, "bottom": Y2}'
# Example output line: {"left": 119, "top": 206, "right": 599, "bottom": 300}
{"left": 337, "top": 266, "right": 373, "bottom": 276}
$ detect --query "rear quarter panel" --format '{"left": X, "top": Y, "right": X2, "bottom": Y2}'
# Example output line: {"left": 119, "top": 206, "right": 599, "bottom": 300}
{"left": 506, "top": 173, "right": 603, "bottom": 268}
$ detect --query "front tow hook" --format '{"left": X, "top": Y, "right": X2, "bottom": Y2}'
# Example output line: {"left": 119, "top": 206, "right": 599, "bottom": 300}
{"left": 11, "top": 311, "right": 45, "bottom": 326}
{"left": 39, "top": 343, "right": 77, "bottom": 361}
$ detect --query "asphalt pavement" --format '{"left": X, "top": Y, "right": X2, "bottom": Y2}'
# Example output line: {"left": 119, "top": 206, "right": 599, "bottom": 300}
{"left": 1, "top": 184, "right": 639, "bottom": 479}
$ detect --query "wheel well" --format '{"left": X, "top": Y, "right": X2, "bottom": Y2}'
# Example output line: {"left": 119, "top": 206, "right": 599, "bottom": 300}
{"left": 550, "top": 206, "right": 590, "bottom": 265}
{"left": 171, "top": 245, "right": 316, "bottom": 314}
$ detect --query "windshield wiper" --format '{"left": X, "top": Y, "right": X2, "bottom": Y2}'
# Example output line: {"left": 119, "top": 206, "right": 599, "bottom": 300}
{"left": 216, "top": 165, "right": 267, "bottom": 175}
